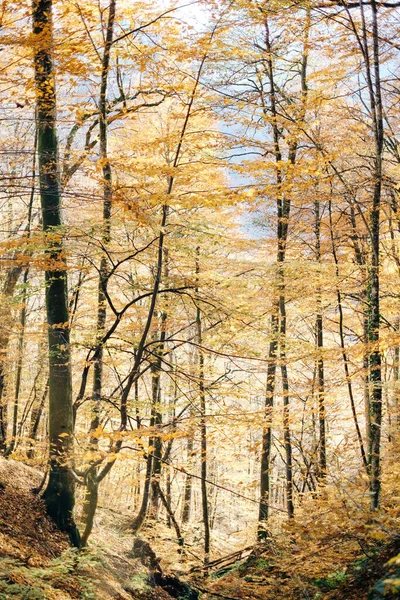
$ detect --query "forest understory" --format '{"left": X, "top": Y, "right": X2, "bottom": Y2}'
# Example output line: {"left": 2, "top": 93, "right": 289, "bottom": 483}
{"left": 0, "top": 458, "right": 398, "bottom": 600}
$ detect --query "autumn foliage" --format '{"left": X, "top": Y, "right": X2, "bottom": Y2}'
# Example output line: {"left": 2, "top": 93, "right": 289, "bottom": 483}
{"left": 0, "top": 0, "right": 398, "bottom": 598}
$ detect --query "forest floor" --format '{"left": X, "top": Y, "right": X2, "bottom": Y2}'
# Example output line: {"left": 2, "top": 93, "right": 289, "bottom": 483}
{"left": 0, "top": 457, "right": 398, "bottom": 600}
{"left": 199, "top": 539, "right": 400, "bottom": 600}
{"left": 0, "top": 457, "right": 179, "bottom": 599}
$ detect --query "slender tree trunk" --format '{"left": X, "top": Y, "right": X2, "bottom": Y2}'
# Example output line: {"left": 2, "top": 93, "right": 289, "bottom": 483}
{"left": 33, "top": 0, "right": 78, "bottom": 546}
{"left": 150, "top": 279, "right": 169, "bottom": 517}
{"left": 393, "top": 319, "right": 400, "bottom": 440}
{"left": 27, "top": 378, "right": 49, "bottom": 460}
{"left": 314, "top": 200, "right": 327, "bottom": 479}
{"left": 329, "top": 201, "right": 368, "bottom": 470}
{"left": 150, "top": 365, "right": 163, "bottom": 517}
{"left": 130, "top": 450, "right": 153, "bottom": 533}
{"left": 80, "top": 0, "right": 116, "bottom": 547}
{"left": 181, "top": 356, "right": 196, "bottom": 525}
{"left": 258, "top": 11, "right": 309, "bottom": 535}
{"left": 358, "top": 0, "right": 384, "bottom": 510}
{"left": 347, "top": 202, "right": 371, "bottom": 444}
{"left": 386, "top": 205, "right": 400, "bottom": 441}
{"left": 259, "top": 304, "right": 279, "bottom": 535}
{"left": 181, "top": 431, "right": 194, "bottom": 524}
{"left": 154, "top": 479, "right": 183, "bottom": 546}
{"left": 196, "top": 250, "right": 210, "bottom": 567}
{"left": 6, "top": 268, "right": 29, "bottom": 456}
{"left": 6, "top": 124, "right": 36, "bottom": 457}
{"left": 199, "top": 341, "right": 210, "bottom": 567}
{"left": 343, "top": 0, "right": 383, "bottom": 510}
{"left": 0, "top": 266, "right": 23, "bottom": 450}
{"left": 280, "top": 292, "right": 294, "bottom": 518}
{"left": 258, "top": 16, "right": 283, "bottom": 539}
{"left": 166, "top": 467, "right": 172, "bottom": 528}
{"left": 363, "top": 319, "right": 371, "bottom": 442}
{"left": 129, "top": 359, "right": 164, "bottom": 534}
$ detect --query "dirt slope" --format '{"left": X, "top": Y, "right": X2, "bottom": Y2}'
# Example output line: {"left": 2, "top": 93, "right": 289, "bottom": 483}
{"left": 0, "top": 458, "right": 181, "bottom": 600}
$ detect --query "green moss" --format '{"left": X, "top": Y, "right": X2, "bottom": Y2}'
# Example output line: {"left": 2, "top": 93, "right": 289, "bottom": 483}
{"left": 312, "top": 569, "right": 347, "bottom": 592}
{"left": 255, "top": 558, "right": 269, "bottom": 570}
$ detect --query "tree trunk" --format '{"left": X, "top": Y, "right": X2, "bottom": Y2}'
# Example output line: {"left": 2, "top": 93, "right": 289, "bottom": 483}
{"left": 258, "top": 11, "right": 309, "bottom": 535}
{"left": 6, "top": 268, "right": 29, "bottom": 456}
{"left": 258, "top": 15, "right": 283, "bottom": 539}
{"left": 393, "top": 319, "right": 400, "bottom": 443}
{"left": 329, "top": 201, "right": 368, "bottom": 471}
{"left": 80, "top": 471, "right": 99, "bottom": 547}
{"left": 196, "top": 250, "right": 210, "bottom": 567}
{"left": 130, "top": 451, "right": 153, "bottom": 533}
{"left": 80, "top": 0, "right": 116, "bottom": 547}
{"left": 150, "top": 373, "right": 163, "bottom": 517}
{"left": 27, "top": 378, "right": 49, "bottom": 460}
{"left": 0, "top": 265, "right": 23, "bottom": 450}
{"left": 259, "top": 304, "right": 279, "bottom": 536}
{"left": 149, "top": 310, "right": 168, "bottom": 518}
{"left": 181, "top": 432, "right": 194, "bottom": 524}
{"left": 280, "top": 291, "right": 294, "bottom": 518}
{"left": 358, "top": 0, "right": 384, "bottom": 510}
{"left": 33, "top": 0, "right": 78, "bottom": 546}
{"left": 314, "top": 200, "right": 327, "bottom": 479}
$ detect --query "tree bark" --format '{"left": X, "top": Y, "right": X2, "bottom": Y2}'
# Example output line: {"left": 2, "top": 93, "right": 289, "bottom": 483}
{"left": 181, "top": 430, "right": 195, "bottom": 524}
{"left": 350, "top": 0, "right": 384, "bottom": 510}
{"left": 258, "top": 9, "right": 309, "bottom": 534}
{"left": 280, "top": 292, "right": 294, "bottom": 518}
{"left": 259, "top": 304, "right": 279, "bottom": 534}
{"left": 5, "top": 268, "right": 29, "bottom": 457}
{"left": 367, "top": 0, "right": 383, "bottom": 511}
{"left": 314, "top": 200, "right": 327, "bottom": 479}
{"left": 33, "top": 0, "right": 79, "bottom": 546}
{"left": 258, "top": 16, "right": 283, "bottom": 539}
{"left": 80, "top": 0, "right": 116, "bottom": 548}
{"left": 150, "top": 362, "right": 163, "bottom": 517}
{"left": 130, "top": 450, "right": 153, "bottom": 533}
{"left": 196, "top": 250, "right": 210, "bottom": 567}
{"left": 0, "top": 265, "right": 23, "bottom": 450}
{"left": 329, "top": 201, "right": 368, "bottom": 471}
{"left": 27, "top": 378, "right": 49, "bottom": 460}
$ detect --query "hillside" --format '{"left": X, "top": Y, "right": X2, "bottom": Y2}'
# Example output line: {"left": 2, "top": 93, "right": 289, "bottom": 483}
{"left": 0, "top": 458, "right": 195, "bottom": 600}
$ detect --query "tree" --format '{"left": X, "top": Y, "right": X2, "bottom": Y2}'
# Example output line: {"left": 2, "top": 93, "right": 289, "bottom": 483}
{"left": 32, "top": 0, "right": 79, "bottom": 546}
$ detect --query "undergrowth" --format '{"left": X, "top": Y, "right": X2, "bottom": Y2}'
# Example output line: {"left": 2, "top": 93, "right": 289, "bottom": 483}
{"left": 0, "top": 549, "right": 100, "bottom": 600}
{"left": 203, "top": 469, "right": 400, "bottom": 600}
